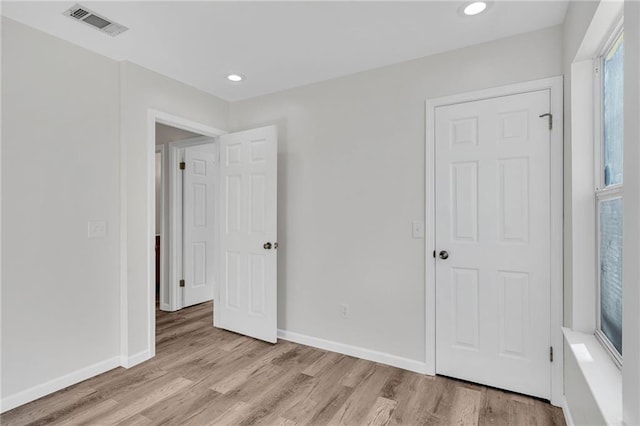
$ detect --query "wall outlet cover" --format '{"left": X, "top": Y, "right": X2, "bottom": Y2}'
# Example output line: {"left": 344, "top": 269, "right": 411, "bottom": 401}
{"left": 340, "top": 303, "right": 349, "bottom": 319}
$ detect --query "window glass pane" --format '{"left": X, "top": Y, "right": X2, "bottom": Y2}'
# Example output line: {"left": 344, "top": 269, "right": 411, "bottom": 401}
{"left": 603, "top": 34, "right": 624, "bottom": 186}
{"left": 600, "top": 197, "right": 623, "bottom": 354}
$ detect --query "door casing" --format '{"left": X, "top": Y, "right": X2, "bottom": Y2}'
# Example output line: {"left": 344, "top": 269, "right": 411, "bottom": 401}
{"left": 425, "top": 76, "right": 564, "bottom": 406}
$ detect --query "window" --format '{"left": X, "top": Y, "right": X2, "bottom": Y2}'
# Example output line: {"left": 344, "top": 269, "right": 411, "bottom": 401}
{"left": 596, "top": 29, "right": 624, "bottom": 364}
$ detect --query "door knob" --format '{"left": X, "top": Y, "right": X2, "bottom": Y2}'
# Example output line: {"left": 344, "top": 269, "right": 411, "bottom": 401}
{"left": 439, "top": 250, "right": 449, "bottom": 260}
{"left": 263, "top": 242, "right": 272, "bottom": 250}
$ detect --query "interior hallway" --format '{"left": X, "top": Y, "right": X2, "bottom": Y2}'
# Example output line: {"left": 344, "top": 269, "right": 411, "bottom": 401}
{"left": 1, "top": 303, "right": 566, "bottom": 425}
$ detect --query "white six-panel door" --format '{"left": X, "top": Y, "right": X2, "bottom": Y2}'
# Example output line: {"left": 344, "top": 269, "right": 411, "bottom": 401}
{"left": 435, "top": 90, "right": 551, "bottom": 399}
{"left": 216, "top": 126, "right": 278, "bottom": 343}
{"left": 182, "top": 146, "right": 216, "bottom": 308}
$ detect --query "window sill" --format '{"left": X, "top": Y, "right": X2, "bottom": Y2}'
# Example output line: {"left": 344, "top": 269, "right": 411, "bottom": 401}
{"left": 563, "top": 327, "right": 622, "bottom": 425}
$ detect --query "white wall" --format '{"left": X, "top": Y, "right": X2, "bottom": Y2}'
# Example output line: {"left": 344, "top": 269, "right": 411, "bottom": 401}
{"left": 119, "top": 61, "right": 228, "bottom": 359}
{"left": 229, "top": 26, "right": 563, "bottom": 363}
{"left": 0, "top": 18, "right": 230, "bottom": 407}
{"left": 562, "top": 0, "right": 600, "bottom": 330}
{"left": 1, "top": 17, "right": 120, "bottom": 401}
{"left": 623, "top": 1, "right": 640, "bottom": 423}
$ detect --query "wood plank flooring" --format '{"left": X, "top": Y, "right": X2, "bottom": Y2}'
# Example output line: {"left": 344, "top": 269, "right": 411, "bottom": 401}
{"left": 1, "top": 302, "right": 566, "bottom": 426}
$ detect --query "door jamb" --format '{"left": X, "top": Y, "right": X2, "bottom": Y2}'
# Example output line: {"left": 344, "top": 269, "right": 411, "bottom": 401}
{"left": 147, "top": 110, "right": 225, "bottom": 358}
{"left": 424, "top": 76, "right": 564, "bottom": 406}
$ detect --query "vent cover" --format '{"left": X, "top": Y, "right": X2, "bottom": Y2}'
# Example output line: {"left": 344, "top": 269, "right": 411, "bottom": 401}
{"left": 63, "top": 4, "right": 128, "bottom": 37}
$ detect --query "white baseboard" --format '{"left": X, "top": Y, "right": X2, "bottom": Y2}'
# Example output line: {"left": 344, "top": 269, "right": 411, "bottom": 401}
{"left": 562, "top": 396, "right": 575, "bottom": 426}
{"left": 120, "top": 350, "right": 151, "bottom": 369}
{"left": 277, "top": 329, "right": 428, "bottom": 375}
{"left": 0, "top": 356, "right": 120, "bottom": 413}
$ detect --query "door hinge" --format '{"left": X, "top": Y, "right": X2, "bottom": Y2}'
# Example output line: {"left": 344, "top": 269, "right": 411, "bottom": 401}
{"left": 179, "top": 161, "right": 186, "bottom": 170}
{"left": 550, "top": 346, "right": 554, "bottom": 362}
{"left": 539, "top": 113, "right": 553, "bottom": 130}
{"left": 179, "top": 279, "right": 185, "bottom": 287}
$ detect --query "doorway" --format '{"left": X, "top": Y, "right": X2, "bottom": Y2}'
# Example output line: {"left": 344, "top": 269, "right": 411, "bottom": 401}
{"left": 147, "top": 110, "right": 279, "bottom": 359}
{"left": 156, "top": 123, "right": 214, "bottom": 312}
{"left": 425, "top": 77, "right": 564, "bottom": 405}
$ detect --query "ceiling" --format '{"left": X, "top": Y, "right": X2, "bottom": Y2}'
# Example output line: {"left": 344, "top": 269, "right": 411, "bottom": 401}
{"left": 2, "top": 1, "right": 569, "bottom": 101}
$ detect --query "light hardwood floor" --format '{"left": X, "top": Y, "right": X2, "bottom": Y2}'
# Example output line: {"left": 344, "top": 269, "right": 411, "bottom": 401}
{"left": 2, "top": 302, "right": 565, "bottom": 426}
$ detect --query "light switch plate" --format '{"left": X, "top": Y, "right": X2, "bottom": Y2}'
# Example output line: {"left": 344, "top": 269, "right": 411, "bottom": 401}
{"left": 412, "top": 220, "right": 425, "bottom": 239}
{"left": 88, "top": 220, "right": 107, "bottom": 238}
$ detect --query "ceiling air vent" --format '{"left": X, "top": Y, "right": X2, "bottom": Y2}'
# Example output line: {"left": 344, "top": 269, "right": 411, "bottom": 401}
{"left": 63, "top": 4, "right": 128, "bottom": 37}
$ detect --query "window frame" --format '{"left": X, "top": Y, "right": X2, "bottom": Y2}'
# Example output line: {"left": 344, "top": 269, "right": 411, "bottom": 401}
{"left": 594, "top": 23, "right": 624, "bottom": 368}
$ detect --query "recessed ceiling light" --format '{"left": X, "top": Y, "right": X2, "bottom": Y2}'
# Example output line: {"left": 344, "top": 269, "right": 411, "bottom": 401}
{"left": 464, "top": 1, "right": 487, "bottom": 16}
{"left": 227, "top": 74, "right": 243, "bottom": 82}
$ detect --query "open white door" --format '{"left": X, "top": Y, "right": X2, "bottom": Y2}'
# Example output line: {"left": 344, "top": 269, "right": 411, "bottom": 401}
{"left": 182, "top": 145, "right": 216, "bottom": 308}
{"left": 216, "top": 126, "right": 278, "bottom": 343}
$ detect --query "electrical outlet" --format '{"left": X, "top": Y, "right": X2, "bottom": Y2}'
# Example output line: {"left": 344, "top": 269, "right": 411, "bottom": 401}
{"left": 412, "top": 220, "right": 425, "bottom": 238}
{"left": 88, "top": 220, "right": 107, "bottom": 238}
{"left": 340, "top": 303, "right": 349, "bottom": 319}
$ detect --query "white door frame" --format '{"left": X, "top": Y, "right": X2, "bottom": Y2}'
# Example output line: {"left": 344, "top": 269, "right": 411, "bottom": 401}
{"left": 424, "top": 76, "right": 564, "bottom": 406}
{"left": 147, "top": 109, "right": 225, "bottom": 357}
{"left": 166, "top": 136, "right": 217, "bottom": 311}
